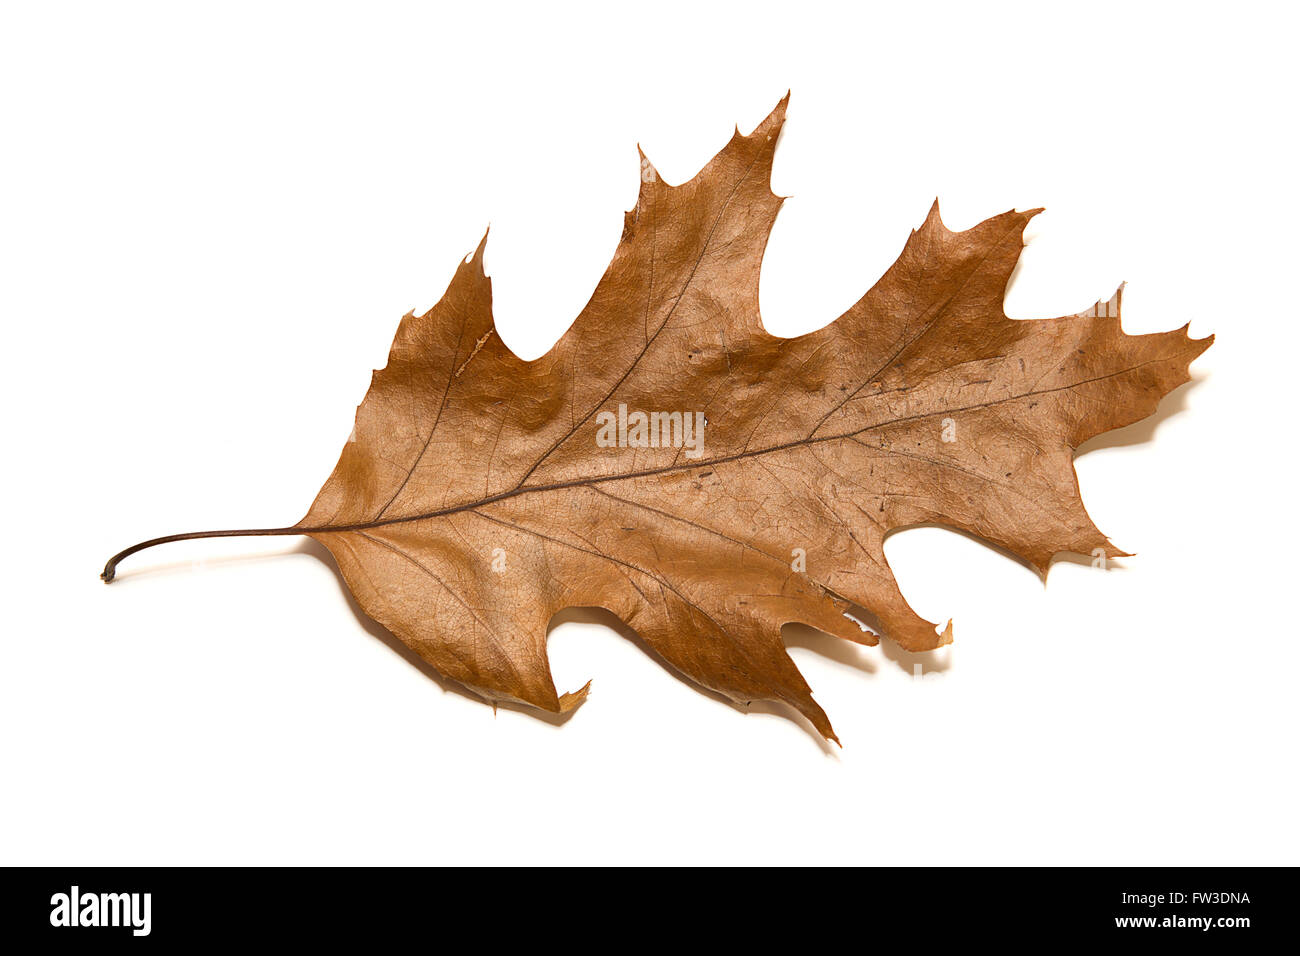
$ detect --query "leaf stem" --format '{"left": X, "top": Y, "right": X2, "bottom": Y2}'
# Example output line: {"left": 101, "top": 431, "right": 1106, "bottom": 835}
{"left": 101, "top": 526, "right": 305, "bottom": 583}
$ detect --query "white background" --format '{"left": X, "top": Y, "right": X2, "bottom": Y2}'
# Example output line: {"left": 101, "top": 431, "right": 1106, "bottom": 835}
{"left": 2, "top": 1, "right": 1296, "bottom": 865}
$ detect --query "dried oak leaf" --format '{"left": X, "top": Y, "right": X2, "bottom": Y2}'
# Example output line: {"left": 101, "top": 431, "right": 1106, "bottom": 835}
{"left": 105, "top": 97, "right": 1211, "bottom": 741}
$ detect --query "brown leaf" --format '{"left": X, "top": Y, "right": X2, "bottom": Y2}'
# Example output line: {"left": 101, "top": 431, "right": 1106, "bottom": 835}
{"left": 105, "top": 96, "right": 1211, "bottom": 741}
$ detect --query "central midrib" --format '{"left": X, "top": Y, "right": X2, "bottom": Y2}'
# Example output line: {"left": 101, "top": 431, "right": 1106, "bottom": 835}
{"left": 302, "top": 356, "right": 1168, "bottom": 537}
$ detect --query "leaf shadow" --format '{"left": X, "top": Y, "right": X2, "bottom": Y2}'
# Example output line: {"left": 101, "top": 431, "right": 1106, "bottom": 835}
{"left": 835, "top": 600, "right": 954, "bottom": 677}
{"left": 871, "top": 371, "right": 1206, "bottom": 666}
{"left": 1055, "top": 370, "right": 1205, "bottom": 568}
{"left": 782, "top": 622, "right": 877, "bottom": 674}
{"left": 1075, "top": 369, "right": 1202, "bottom": 455}
{"left": 103, "top": 545, "right": 305, "bottom": 584}
{"left": 142, "top": 373, "right": 1203, "bottom": 743}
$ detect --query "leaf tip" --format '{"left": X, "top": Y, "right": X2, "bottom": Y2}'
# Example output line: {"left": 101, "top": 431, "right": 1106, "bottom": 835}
{"left": 807, "top": 699, "right": 841, "bottom": 744}
{"left": 468, "top": 226, "right": 490, "bottom": 268}
{"left": 924, "top": 197, "right": 946, "bottom": 232}
{"left": 749, "top": 92, "right": 790, "bottom": 142}
{"left": 558, "top": 680, "right": 593, "bottom": 713}
{"left": 938, "top": 619, "right": 954, "bottom": 646}
{"left": 635, "top": 143, "right": 660, "bottom": 187}
{"left": 1020, "top": 206, "right": 1047, "bottom": 233}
